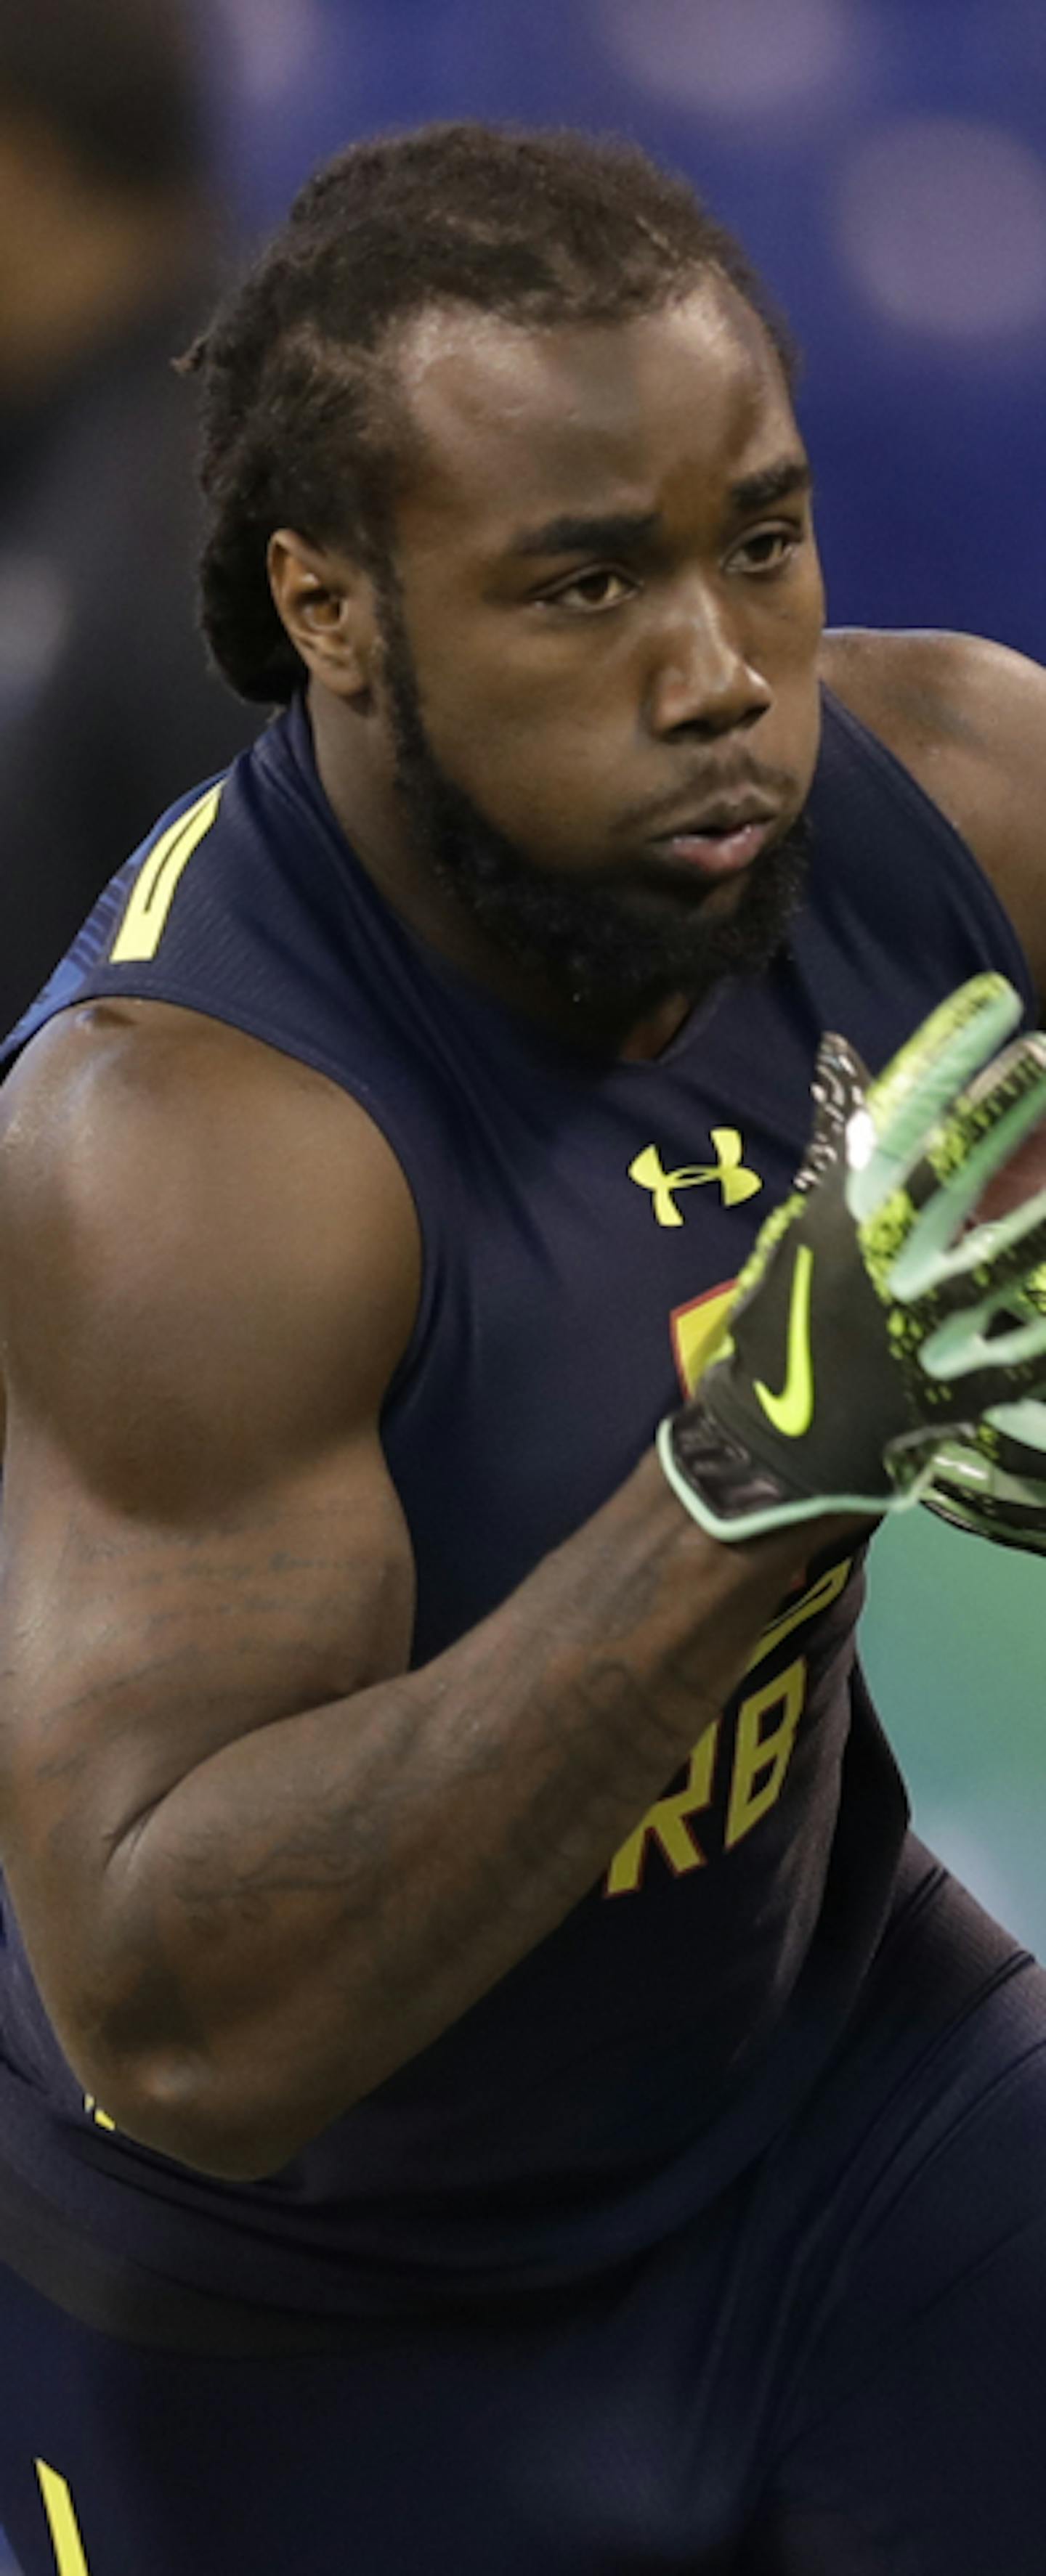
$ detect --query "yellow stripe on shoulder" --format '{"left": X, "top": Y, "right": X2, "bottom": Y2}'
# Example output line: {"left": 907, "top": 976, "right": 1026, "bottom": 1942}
{"left": 36, "top": 2461, "right": 92, "bottom": 2575}
{"left": 110, "top": 780, "right": 224, "bottom": 964}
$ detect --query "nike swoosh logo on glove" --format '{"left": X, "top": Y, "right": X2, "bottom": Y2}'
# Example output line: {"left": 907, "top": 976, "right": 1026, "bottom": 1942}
{"left": 754, "top": 1244, "right": 815, "bottom": 1438}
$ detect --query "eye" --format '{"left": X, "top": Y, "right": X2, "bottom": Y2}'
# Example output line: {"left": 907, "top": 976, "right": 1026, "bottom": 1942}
{"left": 728, "top": 523, "right": 803, "bottom": 577}
{"left": 545, "top": 566, "right": 636, "bottom": 613}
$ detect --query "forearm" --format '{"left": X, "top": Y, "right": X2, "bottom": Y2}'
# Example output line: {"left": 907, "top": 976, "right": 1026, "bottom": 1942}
{"left": 86, "top": 1458, "right": 824, "bottom": 2175}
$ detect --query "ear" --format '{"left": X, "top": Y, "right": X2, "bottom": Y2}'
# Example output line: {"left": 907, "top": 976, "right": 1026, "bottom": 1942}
{"left": 267, "top": 529, "right": 379, "bottom": 701}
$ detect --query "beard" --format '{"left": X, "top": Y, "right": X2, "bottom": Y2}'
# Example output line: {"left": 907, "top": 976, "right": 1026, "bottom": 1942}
{"left": 378, "top": 587, "right": 810, "bottom": 1029}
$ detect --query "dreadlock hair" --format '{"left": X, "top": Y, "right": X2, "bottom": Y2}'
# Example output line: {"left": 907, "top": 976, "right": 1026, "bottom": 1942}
{"left": 185, "top": 122, "right": 797, "bottom": 707}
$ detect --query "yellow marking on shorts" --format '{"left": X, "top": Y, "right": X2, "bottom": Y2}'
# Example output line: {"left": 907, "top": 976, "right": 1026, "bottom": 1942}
{"left": 110, "top": 783, "right": 224, "bottom": 963}
{"left": 36, "top": 2461, "right": 92, "bottom": 2575}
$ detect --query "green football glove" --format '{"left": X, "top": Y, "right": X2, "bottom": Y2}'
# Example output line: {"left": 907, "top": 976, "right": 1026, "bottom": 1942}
{"left": 923, "top": 1411, "right": 1046, "bottom": 1552}
{"left": 658, "top": 974, "right": 1046, "bottom": 1540}
{"left": 921, "top": 1279, "right": 1046, "bottom": 1552}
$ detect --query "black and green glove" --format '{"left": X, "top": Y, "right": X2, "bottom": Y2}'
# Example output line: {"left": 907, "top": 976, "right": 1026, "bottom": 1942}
{"left": 659, "top": 974, "right": 1046, "bottom": 1541}
{"left": 923, "top": 1408, "right": 1046, "bottom": 1552}
{"left": 921, "top": 1291, "right": 1046, "bottom": 1552}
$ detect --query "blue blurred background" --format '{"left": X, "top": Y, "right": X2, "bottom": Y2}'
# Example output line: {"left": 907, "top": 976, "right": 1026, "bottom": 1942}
{"left": 205, "top": 0, "right": 1046, "bottom": 664}
{"left": 194, "top": 0, "right": 1046, "bottom": 1949}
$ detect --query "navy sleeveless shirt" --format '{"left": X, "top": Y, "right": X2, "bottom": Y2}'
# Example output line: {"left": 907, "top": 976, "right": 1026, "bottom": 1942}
{"left": 0, "top": 685, "right": 1034, "bottom": 2320}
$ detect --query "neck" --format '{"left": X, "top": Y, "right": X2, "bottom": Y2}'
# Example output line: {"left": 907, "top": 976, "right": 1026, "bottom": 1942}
{"left": 616, "top": 998, "right": 692, "bottom": 1059}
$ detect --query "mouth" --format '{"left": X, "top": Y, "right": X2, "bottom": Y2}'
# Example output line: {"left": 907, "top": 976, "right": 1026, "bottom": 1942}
{"left": 645, "top": 807, "right": 781, "bottom": 882}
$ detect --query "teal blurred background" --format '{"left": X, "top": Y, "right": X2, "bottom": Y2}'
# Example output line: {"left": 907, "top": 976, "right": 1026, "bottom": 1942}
{"left": 863, "top": 1512, "right": 1046, "bottom": 1956}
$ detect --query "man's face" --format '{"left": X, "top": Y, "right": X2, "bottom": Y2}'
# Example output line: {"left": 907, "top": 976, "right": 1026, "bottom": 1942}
{"left": 373, "top": 278, "right": 825, "bottom": 1019}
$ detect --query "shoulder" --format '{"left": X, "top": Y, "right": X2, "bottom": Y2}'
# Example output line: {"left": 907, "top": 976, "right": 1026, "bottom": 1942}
{"left": 0, "top": 999, "right": 421, "bottom": 1505}
{"left": 819, "top": 627, "right": 1046, "bottom": 999}
{"left": 0, "top": 993, "right": 421, "bottom": 1287}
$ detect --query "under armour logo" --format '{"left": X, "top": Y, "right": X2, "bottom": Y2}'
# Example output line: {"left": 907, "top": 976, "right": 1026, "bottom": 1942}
{"left": 629, "top": 1131, "right": 763, "bottom": 1226}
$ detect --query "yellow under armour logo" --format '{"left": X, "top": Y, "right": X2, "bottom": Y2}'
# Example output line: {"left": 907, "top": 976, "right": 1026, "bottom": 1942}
{"left": 629, "top": 1131, "right": 763, "bottom": 1226}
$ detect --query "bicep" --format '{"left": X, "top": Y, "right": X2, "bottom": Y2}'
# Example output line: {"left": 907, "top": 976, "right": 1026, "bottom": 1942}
{"left": 0, "top": 1011, "right": 420, "bottom": 1952}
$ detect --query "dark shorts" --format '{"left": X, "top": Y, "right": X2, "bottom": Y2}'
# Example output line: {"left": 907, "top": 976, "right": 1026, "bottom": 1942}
{"left": 1, "top": 1840, "right": 1045, "bottom": 2575}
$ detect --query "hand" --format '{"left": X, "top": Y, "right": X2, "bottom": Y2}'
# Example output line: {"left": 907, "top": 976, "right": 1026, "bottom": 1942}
{"left": 658, "top": 975, "right": 1046, "bottom": 1541}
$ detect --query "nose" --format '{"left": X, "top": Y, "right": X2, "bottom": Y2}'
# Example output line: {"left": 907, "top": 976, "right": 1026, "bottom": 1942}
{"left": 645, "top": 589, "right": 772, "bottom": 740}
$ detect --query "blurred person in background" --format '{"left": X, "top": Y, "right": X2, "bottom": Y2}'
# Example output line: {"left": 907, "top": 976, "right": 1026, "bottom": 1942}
{"left": 0, "top": 0, "right": 256, "bottom": 1035}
